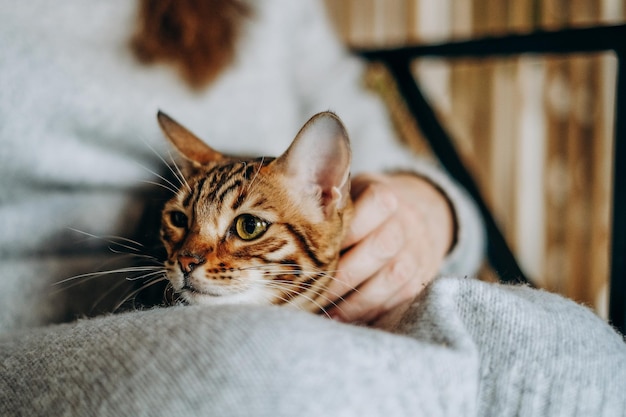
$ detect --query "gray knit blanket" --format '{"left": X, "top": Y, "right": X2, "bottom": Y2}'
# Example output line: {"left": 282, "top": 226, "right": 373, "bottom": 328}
{"left": 1, "top": 277, "right": 624, "bottom": 416}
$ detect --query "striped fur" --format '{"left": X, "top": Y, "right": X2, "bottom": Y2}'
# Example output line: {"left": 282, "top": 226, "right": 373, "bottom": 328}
{"left": 158, "top": 111, "right": 353, "bottom": 313}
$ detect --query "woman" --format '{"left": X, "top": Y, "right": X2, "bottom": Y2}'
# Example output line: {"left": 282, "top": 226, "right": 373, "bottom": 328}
{"left": 0, "top": 0, "right": 483, "bottom": 329}
{"left": 2, "top": 2, "right": 623, "bottom": 416}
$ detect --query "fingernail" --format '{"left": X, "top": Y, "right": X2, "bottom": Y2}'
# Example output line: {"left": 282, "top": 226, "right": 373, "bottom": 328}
{"left": 328, "top": 311, "right": 345, "bottom": 323}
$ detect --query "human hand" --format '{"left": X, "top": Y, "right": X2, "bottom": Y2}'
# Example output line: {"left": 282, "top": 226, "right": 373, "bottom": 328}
{"left": 324, "top": 172, "right": 455, "bottom": 325}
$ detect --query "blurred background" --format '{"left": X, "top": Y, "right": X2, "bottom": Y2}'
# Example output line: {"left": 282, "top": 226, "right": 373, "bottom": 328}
{"left": 323, "top": 0, "right": 626, "bottom": 317}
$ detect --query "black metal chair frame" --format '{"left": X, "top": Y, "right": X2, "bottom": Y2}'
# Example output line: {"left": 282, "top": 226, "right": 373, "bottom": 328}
{"left": 357, "top": 24, "right": 626, "bottom": 334}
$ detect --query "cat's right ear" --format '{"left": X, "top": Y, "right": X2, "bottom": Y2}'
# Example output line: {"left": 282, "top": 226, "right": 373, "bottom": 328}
{"left": 157, "top": 111, "right": 225, "bottom": 166}
{"left": 276, "top": 112, "right": 352, "bottom": 217}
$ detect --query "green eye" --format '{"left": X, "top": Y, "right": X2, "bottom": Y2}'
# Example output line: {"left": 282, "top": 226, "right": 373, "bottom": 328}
{"left": 234, "top": 214, "right": 268, "bottom": 241}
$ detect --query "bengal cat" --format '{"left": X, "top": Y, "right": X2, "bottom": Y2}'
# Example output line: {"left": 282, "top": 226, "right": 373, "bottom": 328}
{"left": 157, "top": 111, "right": 353, "bottom": 314}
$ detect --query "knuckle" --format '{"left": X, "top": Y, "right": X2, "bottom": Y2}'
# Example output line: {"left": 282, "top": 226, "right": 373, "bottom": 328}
{"left": 374, "top": 219, "right": 403, "bottom": 257}
{"left": 369, "top": 183, "right": 398, "bottom": 214}
{"left": 340, "top": 269, "right": 360, "bottom": 289}
{"left": 385, "top": 257, "right": 413, "bottom": 285}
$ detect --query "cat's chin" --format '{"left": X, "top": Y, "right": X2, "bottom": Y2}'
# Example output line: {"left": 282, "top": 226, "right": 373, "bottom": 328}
{"left": 179, "top": 287, "right": 270, "bottom": 306}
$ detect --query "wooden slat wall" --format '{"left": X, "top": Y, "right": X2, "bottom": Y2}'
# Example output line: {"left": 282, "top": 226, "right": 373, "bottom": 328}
{"left": 323, "top": 0, "right": 625, "bottom": 316}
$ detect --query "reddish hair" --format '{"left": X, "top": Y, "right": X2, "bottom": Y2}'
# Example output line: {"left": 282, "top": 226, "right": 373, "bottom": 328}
{"left": 131, "top": 0, "right": 251, "bottom": 88}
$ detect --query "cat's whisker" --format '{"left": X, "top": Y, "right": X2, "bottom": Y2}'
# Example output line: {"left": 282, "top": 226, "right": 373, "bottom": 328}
{"left": 53, "top": 266, "right": 163, "bottom": 287}
{"left": 253, "top": 267, "right": 358, "bottom": 293}
{"left": 246, "top": 263, "right": 343, "bottom": 278}
{"left": 312, "top": 270, "right": 361, "bottom": 288}
{"left": 261, "top": 279, "right": 346, "bottom": 319}
{"left": 163, "top": 281, "right": 176, "bottom": 306}
{"left": 167, "top": 150, "right": 192, "bottom": 192}
{"left": 278, "top": 265, "right": 364, "bottom": 296}
{"left": 259, "top": 269, "right": 342, "bottom": 280}
{"left": 112, "top": 276, "right": 169, "bottom": 313}
{"left": 141, "top": 179, "right": 178, "bottom": 195}
{"left": 266, "top": 277, "right": 350, "bottom": 303}
{"left": 260, "top": 284, "right": 324, "bottom": 316}
{"left": 238, "top": 264, "right": 328, "bottom": 276}
{"left": 106, "top": 246, "right": 155, "bottom": 259}
{"left": 67, "top": 228, "right": 145, "bottom": 253}
{"left": 266, "top": 280, "right": 340, "bottom": 308}
{"left": 106, "top": 245, "right": 150, "bottom": 257}
{"left": 280, "top": 290, "right": 332, "bottom": 319}
{"left": 244, "top": 156, "right": 264, "bottom": 194}
{"left": 139, "top": 136, "right": 191, "bottom": 193}
{"left": 133, "top": 160, "right": 181, "bottom": 196}
{"left": 89, "top": 275, "right": 139, "bottom": 313}
{"left": 262, "top": 291, "right": 309, "bottom": 315}
{"left": 125, "top": 269, "right": 166, "bottom": 281}
{"left": 236, "top": 263, "right": 361, "bottom": 304}
{"left": 106, "top": 248, "right": 161, "bottom": 263}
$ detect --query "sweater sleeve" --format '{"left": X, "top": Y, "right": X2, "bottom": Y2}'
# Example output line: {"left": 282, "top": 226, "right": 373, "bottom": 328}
{"left": 285, "top": 0, "right": 485, "bottom": 276}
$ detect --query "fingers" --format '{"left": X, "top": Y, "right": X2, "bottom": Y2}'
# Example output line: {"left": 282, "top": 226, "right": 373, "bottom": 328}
{"left": 323, "top": 175, "right": 407, "bottom": 322}
{"left": 328, "top": 247, "right": 420, "bottom": 324}
{"left": 325, "top": 216, "right": 404, "bottom": 306}
{"left": 341, "top": 176, "right": 398, "bottom": 249}
{"left": 318, "top": 173, "right": 453, "bottom": 325}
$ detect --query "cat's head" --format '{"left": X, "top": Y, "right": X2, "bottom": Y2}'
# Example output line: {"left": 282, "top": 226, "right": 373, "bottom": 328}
{"left": 157, "top": 111, "right": 353, "bottom": 313}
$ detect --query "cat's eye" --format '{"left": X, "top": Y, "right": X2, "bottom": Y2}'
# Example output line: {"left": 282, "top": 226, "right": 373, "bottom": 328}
{"left": 169, "top": 211, "right": 188, "bottom": 228}
{"left": 234, "top": 214, "right": 268, "bottom": 241}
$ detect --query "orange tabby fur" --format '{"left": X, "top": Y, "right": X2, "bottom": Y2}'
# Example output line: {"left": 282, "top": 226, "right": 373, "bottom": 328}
{"left": 158, "top": 111, "right": 353, "bottom": 313}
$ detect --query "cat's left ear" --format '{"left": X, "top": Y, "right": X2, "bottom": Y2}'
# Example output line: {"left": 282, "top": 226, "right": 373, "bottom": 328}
{"left": 276, "top": 112, "right": 351, "bottom": 216}
{"left": 157, "top": 111, "right": 225, "bottom": 166}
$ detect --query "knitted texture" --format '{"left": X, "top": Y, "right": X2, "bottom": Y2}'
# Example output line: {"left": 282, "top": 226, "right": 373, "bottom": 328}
{"left": 398, "top": 278, "right": 626, "bottom": 417}
{"left": 2, "top": 277, "right": 624, "bottom": 416}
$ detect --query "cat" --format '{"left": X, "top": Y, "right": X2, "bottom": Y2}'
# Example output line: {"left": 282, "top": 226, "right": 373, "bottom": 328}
{"left": 157, "top": 111, "right": 353, "bottom": 314}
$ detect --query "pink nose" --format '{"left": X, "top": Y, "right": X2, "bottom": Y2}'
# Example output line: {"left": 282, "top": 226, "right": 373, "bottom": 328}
{"left": 178, "top": 255, "right": 204, "bottom": 274}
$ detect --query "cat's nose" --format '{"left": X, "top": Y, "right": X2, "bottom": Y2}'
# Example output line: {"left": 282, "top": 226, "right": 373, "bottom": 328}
{"left": 178, "top": 254, "right": 205, "bottom": 274}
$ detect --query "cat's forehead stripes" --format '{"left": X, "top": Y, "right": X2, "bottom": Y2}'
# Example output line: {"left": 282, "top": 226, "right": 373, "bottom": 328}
{"left": 181, "top": 160, "right": 255, "bottom": 210}
{"left": 182, "top": 177, "right": 206, "bottom": 208}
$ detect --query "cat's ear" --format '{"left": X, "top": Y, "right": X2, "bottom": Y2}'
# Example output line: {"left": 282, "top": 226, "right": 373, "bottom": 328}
{"left": 276, "top": 112, "right": 351, "bottom": 215}
{"left": 157, "top": 111, "right": 225, "bottom": 165}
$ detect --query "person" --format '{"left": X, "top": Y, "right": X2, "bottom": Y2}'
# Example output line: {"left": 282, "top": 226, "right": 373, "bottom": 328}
{"left": 0, "top": 0, "right": 484, "bottom": 330}
{"left": 1, "top": 1, "right": 624, "bottom": 416}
